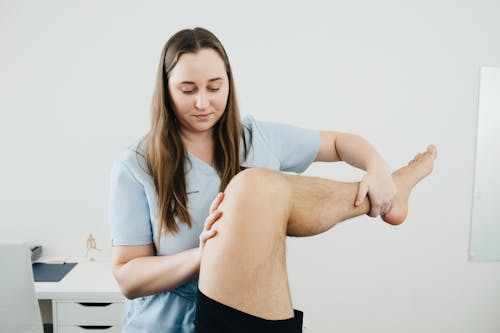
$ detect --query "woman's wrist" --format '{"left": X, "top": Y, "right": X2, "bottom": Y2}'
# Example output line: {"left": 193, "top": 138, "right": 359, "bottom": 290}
{"left": 366, "top": 157, "right": 390, "bottom": 173}
{"left": 191, "top": 247, "right": 202, "bottom": 270}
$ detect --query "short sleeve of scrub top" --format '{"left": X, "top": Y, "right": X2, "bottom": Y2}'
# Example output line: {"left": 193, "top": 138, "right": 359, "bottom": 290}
{"left": 108, "top": 158, "right": 153, "bottom": 246}
{"left": 240, "top": 115, "right": 320, "bottom": 173}
{"left": 107, "top": 115, "right": 320, "bottom": 333}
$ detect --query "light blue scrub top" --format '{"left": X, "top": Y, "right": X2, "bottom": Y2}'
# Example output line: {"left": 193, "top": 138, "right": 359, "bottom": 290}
{"left": 108, "top": 115, "right": 320, "bottom": 333}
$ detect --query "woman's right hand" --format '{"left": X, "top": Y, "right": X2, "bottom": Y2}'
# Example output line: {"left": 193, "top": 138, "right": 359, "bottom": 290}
{"left": 198, "top": 192, "right": 224, "bottom": 255}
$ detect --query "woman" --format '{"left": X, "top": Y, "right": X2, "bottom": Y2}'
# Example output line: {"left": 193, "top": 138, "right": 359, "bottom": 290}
{"left": 109, "top": 27, "right": 396, "bottom": 332}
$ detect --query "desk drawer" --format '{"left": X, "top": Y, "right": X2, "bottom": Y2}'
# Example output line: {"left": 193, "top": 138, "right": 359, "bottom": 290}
{"left": 58, "top": 326, "right": 121, "bottom": 333}
{"left": 56, "top": 301, "right": 123, "bottom": 325}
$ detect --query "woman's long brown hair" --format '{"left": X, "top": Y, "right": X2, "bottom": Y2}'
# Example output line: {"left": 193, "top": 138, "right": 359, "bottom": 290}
{"left": 145, "top": 27, "right": 248, "bottom": 241}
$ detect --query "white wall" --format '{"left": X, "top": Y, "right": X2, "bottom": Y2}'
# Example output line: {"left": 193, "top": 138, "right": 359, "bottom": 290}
{"left": 1, "top": 0, "right": 499, "bottom": 332}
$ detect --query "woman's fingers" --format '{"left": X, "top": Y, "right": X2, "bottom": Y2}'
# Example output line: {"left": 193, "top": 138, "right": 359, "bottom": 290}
{"left": 209, "top": 192, "right": 224, "bottom": 213}
{"left": 355, "top": 182, "right": 369, "bottom": 207}
{"left": 381, "top": 199, "right": 393, "bottom": 216}
{"left": 369, "top": 201, "right": 381, "bottom": 217}
{"left": 370, "top": 195, "right": 394, "bottom": 217}
{"left": 204, "top": 210, "right": 222, "bottom": 230}
{"left": 199, "top": 229, "right": 217, "bottom": 243}
{"left": 199, "top": 194, "right": 225, "bottom": 249}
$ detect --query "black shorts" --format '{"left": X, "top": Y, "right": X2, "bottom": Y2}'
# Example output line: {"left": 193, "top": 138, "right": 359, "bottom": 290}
{"left": 194, "top": 289, "right": 303, "bottom": 333}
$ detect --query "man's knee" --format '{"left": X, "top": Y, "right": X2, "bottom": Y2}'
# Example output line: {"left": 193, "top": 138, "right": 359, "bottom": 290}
{"left": 224, "top": 168, "right": 292, "bottom": 214}
{"left": 225, "top": 168, "right": 291, "bottom": 202}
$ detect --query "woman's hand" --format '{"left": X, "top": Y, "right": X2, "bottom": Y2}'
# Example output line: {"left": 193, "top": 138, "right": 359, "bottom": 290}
{"left": 355, "top": 166, "right": 396, "bottom": 218}
{"left": 198, "top": 192, "right": 224, "bottom": 254}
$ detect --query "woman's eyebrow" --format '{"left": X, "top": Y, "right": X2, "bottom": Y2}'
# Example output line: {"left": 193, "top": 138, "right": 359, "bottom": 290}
{"left": 178, "top": 77, "right": 224, "bottom": 85}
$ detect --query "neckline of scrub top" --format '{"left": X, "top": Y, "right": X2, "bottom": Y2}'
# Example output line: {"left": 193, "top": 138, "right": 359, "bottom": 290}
{"left": 186, "top": 151, "right": 218, "bottom": 175}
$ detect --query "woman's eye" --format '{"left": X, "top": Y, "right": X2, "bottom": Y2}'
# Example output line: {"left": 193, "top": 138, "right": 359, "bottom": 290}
{"left": 208, "top": 87, "right": 220, "bottom": 92}
{"left": 182, "top": 90, "right": 194, "bottom": 94}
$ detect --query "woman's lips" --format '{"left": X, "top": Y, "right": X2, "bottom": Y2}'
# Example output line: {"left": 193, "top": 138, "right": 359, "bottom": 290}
{"left": 194, "top": 113, "right": 213, "bottom": 121}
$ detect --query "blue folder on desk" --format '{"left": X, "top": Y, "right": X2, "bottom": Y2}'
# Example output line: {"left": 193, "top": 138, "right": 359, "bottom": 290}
{"left": 32, "top": 262, "right": 77, "bottom": 282}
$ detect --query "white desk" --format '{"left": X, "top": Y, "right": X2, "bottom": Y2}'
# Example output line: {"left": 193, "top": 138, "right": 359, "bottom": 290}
{"left": 35, "top": 257, "right": 125, "bottom": 333}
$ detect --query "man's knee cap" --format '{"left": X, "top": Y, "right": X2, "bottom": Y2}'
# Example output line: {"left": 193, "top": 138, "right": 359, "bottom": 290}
{"left": 225, "top": 168, "right": 290, "bottom": 199}
{"left": 227, "top": 168, "right": 272, "bottom": 191}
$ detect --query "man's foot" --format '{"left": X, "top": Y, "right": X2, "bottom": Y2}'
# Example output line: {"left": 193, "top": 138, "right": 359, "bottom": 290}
{"left": 382, "top": 145, "right": 438, "bottom": 225}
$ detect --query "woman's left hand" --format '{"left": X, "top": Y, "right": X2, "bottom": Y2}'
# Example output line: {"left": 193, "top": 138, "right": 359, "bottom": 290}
{"left": 355, "top": 167, "right": 396, "bottom": 218}
{"left": 198, "top": 192, "right": 224, "bottom": 253}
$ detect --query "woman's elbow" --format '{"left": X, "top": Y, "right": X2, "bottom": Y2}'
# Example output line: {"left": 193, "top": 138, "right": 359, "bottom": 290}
{"left": 112, "top": 265, "right": 140, "bottom": 300}
{"left": 121, "top": 287, "right": 139, "bottom": 300}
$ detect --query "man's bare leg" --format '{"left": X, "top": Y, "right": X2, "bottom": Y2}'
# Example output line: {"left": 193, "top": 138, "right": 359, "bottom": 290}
{"left": 199, "top": 145, "right": 437, "bottom": 320}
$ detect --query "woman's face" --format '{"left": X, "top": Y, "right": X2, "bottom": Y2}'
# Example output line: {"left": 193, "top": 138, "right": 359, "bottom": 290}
{"left": 168, "top": 48, "right": 229, "bottom": 138}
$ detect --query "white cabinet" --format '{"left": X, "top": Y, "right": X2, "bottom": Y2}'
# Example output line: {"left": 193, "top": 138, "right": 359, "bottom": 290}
{"left": 52, "top": 300, "right": 123, "bottom": 333}
{"left": 35, "top": 258, "right": 125, "bottom": 333}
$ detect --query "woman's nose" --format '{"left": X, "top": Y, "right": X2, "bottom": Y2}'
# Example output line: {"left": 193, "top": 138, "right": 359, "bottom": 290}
{"left": 195, "top": 91, "right": 209, "bottom": 110}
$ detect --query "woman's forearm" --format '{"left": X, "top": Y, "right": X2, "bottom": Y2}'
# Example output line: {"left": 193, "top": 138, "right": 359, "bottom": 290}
{"left": 335, "top": 132, "right": 389, "bottom": 171}
{"left": 114, "top": 248, "right": 201, "bottom": 299}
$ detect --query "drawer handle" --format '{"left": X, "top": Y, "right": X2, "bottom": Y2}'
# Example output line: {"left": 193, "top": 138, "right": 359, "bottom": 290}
{"left": 78, "top": 302, "right": 113, "bottom": 307}
{"left": 78, "top": 326, "right": 113, "bottom": 330}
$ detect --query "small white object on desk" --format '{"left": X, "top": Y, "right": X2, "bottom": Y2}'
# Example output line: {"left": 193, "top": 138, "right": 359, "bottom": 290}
{"left": 85, "top": 233, "right": 102, "bottom": 261}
